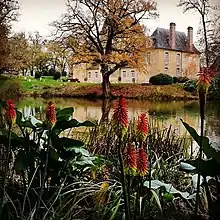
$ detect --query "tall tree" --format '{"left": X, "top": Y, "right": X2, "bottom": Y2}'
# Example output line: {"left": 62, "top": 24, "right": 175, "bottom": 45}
{"left": 178, "top": 0, "right": 214, "bottom": 67}
{"left": 0, "top": 0, "right": 19, "bottom": 71}
{"left": 53, "top": 0, "right": 158, "bottom": 98}
{"left": 46, "top": 40, "right": 71, "bottom": 75}
{"left": 8, "top": 32, "right": 29, "bottom": 74}
{"left": 195, "top": 4, "right": 220, "bottom": 66}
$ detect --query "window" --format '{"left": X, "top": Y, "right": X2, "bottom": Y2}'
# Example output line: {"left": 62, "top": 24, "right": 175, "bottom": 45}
{"left": 176, "top": 53, "right": 181, "bottom": 66}
{"left": 147, "top": 52, "right": 151, "bottom": 64}
{"left": 95, "top": 72, "right": 98, "bottom": 78}
{"left": 164, "top": 52, "right": 169, "bottom": 65}
{"left": 88, "top": 72, "right": 91, "bottom": 78}
{"left": 122, "top": 71, "right": 126, "bottom": 77}
{"left": 131, "top": 70, "right": 135, "bottom": 78}
{"left": 176, "top": 68, "right": 181, "bottom": 77}
{"left": 164, "top": 67, "right": 169, "bottom": 74}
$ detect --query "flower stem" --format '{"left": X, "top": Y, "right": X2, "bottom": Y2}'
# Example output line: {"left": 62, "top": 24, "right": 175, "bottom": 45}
{"left": 0, "top": 125, "right": 12, "bottom": 217}
{"left": 118, "top": 136, "right": 131, "bottom": 220}
{"left": 36, "top": 128, "right": 51, "bottom": 218}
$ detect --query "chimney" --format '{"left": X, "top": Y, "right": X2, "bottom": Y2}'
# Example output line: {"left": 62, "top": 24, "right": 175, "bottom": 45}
{"left": 187, "top": 26, "right": 193, "bottom": 51}
{"left": 169, "top": 22, "right": 176, "bottom": 49}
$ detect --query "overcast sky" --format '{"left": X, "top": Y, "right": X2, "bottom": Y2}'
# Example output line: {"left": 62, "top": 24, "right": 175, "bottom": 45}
{"left": 12, "top": 0, "right": 211, "bottom": 40}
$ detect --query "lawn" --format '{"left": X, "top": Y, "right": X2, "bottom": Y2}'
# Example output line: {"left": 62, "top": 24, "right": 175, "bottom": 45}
{"left": 0, "top": 75, "right": 197, "bottom": 101}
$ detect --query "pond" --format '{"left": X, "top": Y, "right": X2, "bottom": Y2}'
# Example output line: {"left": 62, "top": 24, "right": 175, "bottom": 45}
{"left": 16, "top": 97, "right": 220, "bottom": 145}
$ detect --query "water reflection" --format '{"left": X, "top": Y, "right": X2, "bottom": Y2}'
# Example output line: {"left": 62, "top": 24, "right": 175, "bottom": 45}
{"left": 16, "top": 97, "right": 220, "bottom": 143}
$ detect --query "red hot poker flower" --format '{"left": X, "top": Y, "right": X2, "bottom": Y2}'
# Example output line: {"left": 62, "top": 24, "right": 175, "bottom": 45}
{"left": 46, "top": 101, "right": 56, "bottom": 126}
{"left": 5, "top": 99, "right": 16, "bottom": 126}
{"left": 137, "top": 147, "right": 148, "bottom": 176}
{"left": 197, "top": 67, "right": 215, "bottom": 95}
{"left": 137, "top": 113, "right": 149, "bottom": 140}
{"left": 124, "top": 144, "right": 137, "bottom": 173}
{"left": 112, "top": 96, "right": 128, "bottom": 129}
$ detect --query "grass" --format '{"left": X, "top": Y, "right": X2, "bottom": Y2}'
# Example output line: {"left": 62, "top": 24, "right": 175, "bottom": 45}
{"left": 0, "top": 75, "right": 198, "bottom": 101}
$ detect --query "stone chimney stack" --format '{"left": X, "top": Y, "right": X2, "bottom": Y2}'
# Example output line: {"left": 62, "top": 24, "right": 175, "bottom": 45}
{"left": 169, "top": 22, "right": 176, "bottom": 49}
{"left": 187, "top": 26, "right": 193, "bottom": 51}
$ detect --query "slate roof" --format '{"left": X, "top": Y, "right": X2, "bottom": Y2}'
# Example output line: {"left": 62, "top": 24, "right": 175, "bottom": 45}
{"left": 151, "top": 28, "right": 200, "bottom": 54}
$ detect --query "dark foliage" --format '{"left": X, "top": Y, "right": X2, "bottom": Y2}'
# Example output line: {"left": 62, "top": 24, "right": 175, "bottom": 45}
{"left": 149, "top": 73, "right": 173, "bottom": 85}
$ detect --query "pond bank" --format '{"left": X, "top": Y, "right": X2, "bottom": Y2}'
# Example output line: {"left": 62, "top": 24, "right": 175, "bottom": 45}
{"left": 24, "top": 84, "right": 198, "bottom": 101}
{"left": 0, "top": 75, "right": 198, "bottom": 101}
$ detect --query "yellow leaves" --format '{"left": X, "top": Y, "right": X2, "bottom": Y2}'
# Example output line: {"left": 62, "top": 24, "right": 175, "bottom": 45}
{"left": 184, "top": 59, "right": 197, "bottom": 77}
{"left": 93, "top": 182, "right": 109, "bottom": 205}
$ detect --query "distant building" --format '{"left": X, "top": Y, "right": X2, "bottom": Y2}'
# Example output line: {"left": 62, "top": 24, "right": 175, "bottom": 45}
{"left": 70, "top": 22, "right": 201, "bottom": 83}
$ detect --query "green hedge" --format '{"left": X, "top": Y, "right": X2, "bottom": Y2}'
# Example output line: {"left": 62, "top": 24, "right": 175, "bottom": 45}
{"left": 173, "top": 76, "right": 189, "bottom": 84}
{"left": 149, "top": 73, "right": 173, "bottom": 85}
{"left": 207, "top": 76, "right": 220, "bottom": 100}
{"left": 183, "top": 80, "right": 197, "bottom": 92}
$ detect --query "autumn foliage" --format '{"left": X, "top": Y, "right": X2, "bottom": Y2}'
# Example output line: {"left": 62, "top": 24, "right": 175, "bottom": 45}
{"left": 54, "top": 0, "right": 158, "bottom": 97}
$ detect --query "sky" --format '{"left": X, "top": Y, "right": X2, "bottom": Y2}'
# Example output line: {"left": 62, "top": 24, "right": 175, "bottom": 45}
{"left": 12, "top": 0, "right": 205, "bottom": 40}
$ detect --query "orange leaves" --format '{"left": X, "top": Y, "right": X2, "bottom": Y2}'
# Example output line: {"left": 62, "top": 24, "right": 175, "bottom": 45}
{"left": 59, "top": 0, "right": 157, "bottom": 74}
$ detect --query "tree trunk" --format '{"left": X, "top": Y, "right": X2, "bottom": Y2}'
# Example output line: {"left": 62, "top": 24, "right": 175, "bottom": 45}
{"left": 102, "top": 73, "right": 111, "bottom": 98}
{"left": 100, "top": 98, "right": 112, "bottom": 123}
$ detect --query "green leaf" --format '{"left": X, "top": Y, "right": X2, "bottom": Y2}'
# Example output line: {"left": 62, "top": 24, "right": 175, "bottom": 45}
{"left": 179, "top": 162, "right": 196, "bottom": 172}
{"left": 0, "top": 99, "right": 4, "bottom": 108}
{"left": 72, "top": 147, "right": 90, "bottom": 156}
{"left": 52, "top": 119, "right": 80, "bottom": 135}
{"left": 49, "top": 148, "right": 59, "bottom": 161}
{"left": 14, "top": 150, "right": 34, "bottom": 172}
{"left": 75, "top": 156, "right": 95, "bottom": 166}
{"left": 80, "top": 120, "right": 96, "bottom": 127}
{"left": 53, "top": 137, "right": 84, "bottom": 150}
{"left": 16, "top": 110, "right": 23, "bottom": 125}
{"left": 151, "top": 190, "right": 162, "bottom": 213}
{"left": 144, "top": 180, "right": 196, "bottom": 200}
{"left": 185, "top": 158, "right": 220, "bottom": 177}
{"left": 56, "top": 107, "right": 74, "bottom": 121}
{"left": 16, "top": 110, "right": 36, "bottom": 129}
{"left": 181, "top": 119, "right": 220, "bottom": 164}
{"left": 180, "top": 119, "right": 200, "bottom": 143}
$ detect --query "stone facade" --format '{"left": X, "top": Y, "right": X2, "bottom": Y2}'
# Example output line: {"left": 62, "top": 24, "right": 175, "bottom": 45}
{"left": 70, "top": 23, "right": 200, "bottom": 83}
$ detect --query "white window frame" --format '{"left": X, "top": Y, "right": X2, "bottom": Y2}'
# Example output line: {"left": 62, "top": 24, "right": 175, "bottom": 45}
{"left": 176, "top": 68, "right": 181, "bottom": 77}
{"left": 95, "top": 72, "right": 98, "bottom": 78}
{"left": 131, "top": 70, "right": 135, "bottom": 78}
{"left": 122, "top": 71, "right": 126, "bottom": 77}
{"left": 164, "top": 52, "right": 169, "bottom": 65}
{"left": 176, "top": 53, "right": 181, "bottom": 66}
{"left": 88, "top": 72, "right": 91, "bottom": 78}
{"left": 147, "top": 52, "right": 151, "bottom": 64}
{"left": 164, "top": 67, "right": 169, "bottom": 74}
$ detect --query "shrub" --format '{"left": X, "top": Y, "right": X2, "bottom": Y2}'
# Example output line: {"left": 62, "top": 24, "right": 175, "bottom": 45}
{"left": 149, "top": 73, "right": 173, "bottom": 85}
{"left": 173, "top": 76, "right": 189, "bottom": 84}
{"left": 0, "top": 79, "right": 22, "bottom": 99}
{"left": 62, "top": 70, "right": 67, "bottom": 77}
{"left": 48, "top": 68, "right": 56, "bottom": 76}
{"left": 61, "top": 77, "right": 68, "bottom": 82}
{"left": 35, "top": 71, "right": 41, "bottom": 79}
{"left": 118, "top": 76, "right": 122, "bottom": 82}
{"left": 183, "top": 80, "right": 197, "bottom": 92}
{"left": 207, "top": 76, "right": 220, "bottom": 100}
{"left": 53, "top": 71, "right": 61, "bottom": 80}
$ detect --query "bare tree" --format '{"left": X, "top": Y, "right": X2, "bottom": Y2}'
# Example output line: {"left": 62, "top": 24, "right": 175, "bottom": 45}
{"left": 53, "top": 0, "right": 158, "bottom": 98}
{"left": 178, "top": 0, "right": 212, "bottom": 67}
